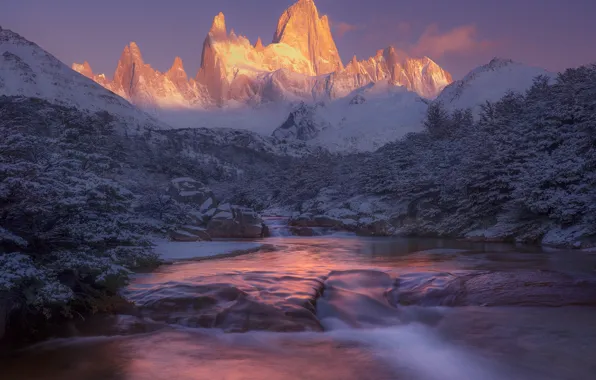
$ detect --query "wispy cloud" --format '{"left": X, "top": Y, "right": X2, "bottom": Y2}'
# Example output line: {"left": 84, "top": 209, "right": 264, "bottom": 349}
{"left": 331, "top": 21, "right": 362, "bottom": 38}
{"left": 409, "top": 24, "right": 494, "bottom": 58}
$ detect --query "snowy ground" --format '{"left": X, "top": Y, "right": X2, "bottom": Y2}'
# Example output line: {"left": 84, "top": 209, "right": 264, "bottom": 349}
{"left": 153, "top": 240, "right": 267, "bottom": 263}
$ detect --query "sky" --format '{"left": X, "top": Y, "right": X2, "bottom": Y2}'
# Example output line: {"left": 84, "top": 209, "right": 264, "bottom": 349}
{"left": 2, "top": 0, "right": 596, "bottom": 79}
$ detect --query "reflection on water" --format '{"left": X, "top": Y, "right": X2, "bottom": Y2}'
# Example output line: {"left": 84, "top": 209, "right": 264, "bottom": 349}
{"left": 2, "top": 236, "right": 596, "bottom": 380}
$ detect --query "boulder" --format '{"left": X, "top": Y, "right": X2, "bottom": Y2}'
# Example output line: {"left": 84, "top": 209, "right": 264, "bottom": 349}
{"left": 262, "top": 223, "right": 271, "bottom": 238}
{"left": 169, "top": 230, "right": 201, "bottom": 242}
{"left": 179, "top": 225, "right": 212, "bottom": 241}
{"left": 289, "top": 213, "right": 314, "bottom": 227}
{"left": 167, "top": 177, "right": 215, "bottom": 207}
{"left": 291, "top": 227, "right": 316, "bottom": 236}
{"left": 356, "top": 219, "right": 392, "bottom": 236}
{"left": 289, "top": 213, "right": 342, "bottom": 228}
{"left": 207, "top": 204, "right": 264, "bottom": 238}
{"left": 312, "top": 215, "right": 342, "bottom": 228}
{"left": 214, "top": 298, "right": 323, "bottom": 333}
{"left": 388, "top": 270, "right": 596, "bottom": 307}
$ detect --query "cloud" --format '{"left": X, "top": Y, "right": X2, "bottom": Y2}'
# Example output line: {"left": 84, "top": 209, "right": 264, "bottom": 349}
{"left": 409, "top": 24, "right": 494, "bottom": 58}
{"left": 332, "top": 21, "right": 361, "bottom": 38}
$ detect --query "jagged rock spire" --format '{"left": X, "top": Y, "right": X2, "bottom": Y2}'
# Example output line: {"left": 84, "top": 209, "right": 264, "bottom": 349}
{"left": 72, "top": 61, "right": 94, "bottom": 78}
{"left": 255, "top": 37, "right": 264, "bottom": 51}
{"left": 209, "top": 12, "right": 227, "bottom": 39}
{"left": 272, "top": 0, "right": 343, "bottom": 75}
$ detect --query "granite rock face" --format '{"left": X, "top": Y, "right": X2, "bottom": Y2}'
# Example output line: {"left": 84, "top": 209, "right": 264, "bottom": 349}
{"left": 73, "top": 0, "right": 453, "bottom": 109}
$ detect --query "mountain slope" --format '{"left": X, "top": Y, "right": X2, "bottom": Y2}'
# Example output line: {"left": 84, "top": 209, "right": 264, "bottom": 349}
{"left": 272, "top": 83, "right": 428, "bottom": 152}
{"left": 435, "top": 58, "right": 553, "bottom": 113}
{"left": 0, "top": 26, "right": 166, "bottom": 131}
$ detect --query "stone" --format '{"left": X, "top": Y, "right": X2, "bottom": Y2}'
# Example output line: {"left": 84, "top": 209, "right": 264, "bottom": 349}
{"left": 312, "top": 215, "right": 342, "bottom": 228}
{"left": 288, "top": 213, "right": 342, "bottom": 228}
{"left": 289, "top": 213, "right": 314, "bottom": 227}
{"left": 207, "top": 205, "right": 264, "bottom": 238}
{"left": 388, "top": 270, "right": 596, "bottom": 307}
{"left": 356, "top": 219, "right": 392, "bottom": 236}
{"left": 291, "top": 227, "right": 315, "bottom": 236}
{"left": 169, "top": 230, "right": 200, "bottom": 242}
{"left": 179, "top": 225, "right": 212, "bottom": 241}
{"left": 214, "top": 298, "right": 323, "bottom": 333}
{"left": 167, "top": 177, "right": 215, "bottom": 207}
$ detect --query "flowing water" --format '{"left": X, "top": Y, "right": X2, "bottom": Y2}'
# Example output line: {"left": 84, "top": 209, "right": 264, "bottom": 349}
{"left": 3, "top": 236, "right": 596, "bottom": 380}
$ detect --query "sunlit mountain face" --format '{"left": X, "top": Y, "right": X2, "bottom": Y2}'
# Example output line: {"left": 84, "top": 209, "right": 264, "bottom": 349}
{"left": 72, "top": 0, "right": 452, "bottom": 111}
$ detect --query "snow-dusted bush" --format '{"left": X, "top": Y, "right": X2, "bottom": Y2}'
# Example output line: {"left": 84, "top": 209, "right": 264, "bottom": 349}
{"left": 0, "top": 253, "right": 72, "bottom": 312}
{"left": 0, "top": 98, "right": 160, "bottom": 323}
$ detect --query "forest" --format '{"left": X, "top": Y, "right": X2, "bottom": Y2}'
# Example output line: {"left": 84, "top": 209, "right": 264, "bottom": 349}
{"left": 1, "top": 64, "right": 595, "bottom": 337}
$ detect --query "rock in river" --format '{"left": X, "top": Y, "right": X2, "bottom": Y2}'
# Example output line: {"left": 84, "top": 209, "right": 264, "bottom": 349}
{"left": 207, "top": 204, "right": 265, "bottom": 238}
{"left": 388, "top": 270, "right": 596, "bottom": 307}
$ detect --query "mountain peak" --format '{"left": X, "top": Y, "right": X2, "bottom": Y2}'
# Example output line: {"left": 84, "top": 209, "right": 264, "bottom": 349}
{"left": 169, "top": 56, "right": 184, "bottom": 71}
{"left": 487, "top": 57, "right": 515, "bottom": 69}
{"left": 128, "top": 41, "right": 141, "bottom": 53}
{"left": 72, "top": 61, "right": 94, "bottom": 78}
{"left": 166, "top": 56, "right": 189, "bottom": 86}
{"left": 121, "top": 42, "right": 143, "bottom": 64}
{"left": 210, "top": 12, "right": 227, "bottom": 38}
{"left": 255, "top": 37, "right": 264, "bottom": 51}
{"left": 344, "top": 55, "right": 361, "bottom": 75}
{"left": 69, "top": 0, "right": 453, "bottom": 107}
{"left": 273, "top": 0, "right": 343, "bottom": 75}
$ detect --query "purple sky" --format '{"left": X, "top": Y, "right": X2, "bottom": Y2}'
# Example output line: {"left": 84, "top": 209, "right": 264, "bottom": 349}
{"left": 2, "top": 0, "right": 596, "bottom": 79}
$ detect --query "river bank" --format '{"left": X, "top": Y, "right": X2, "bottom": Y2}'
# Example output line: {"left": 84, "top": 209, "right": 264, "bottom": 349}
{"left": 0, "top": 240, "right": 277, "bottom": 350}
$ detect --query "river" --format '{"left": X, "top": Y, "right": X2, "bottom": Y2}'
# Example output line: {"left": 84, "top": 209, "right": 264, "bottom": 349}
{"left": 2, "top": 236, "right": 596, "bottom": 379}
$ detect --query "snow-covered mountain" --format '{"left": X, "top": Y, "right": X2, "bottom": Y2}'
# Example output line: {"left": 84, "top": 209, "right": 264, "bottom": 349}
{"left": 272, "top": 82, "right": 428, "bottom": 152}
{"left": 0, "top": 26, "right": 167, "bottom": 132}
{"left": 435, "top": 58, "right": 553, "bottom": 113}
{"left": 72, "top": 0, "right": 452, "bottom": 111}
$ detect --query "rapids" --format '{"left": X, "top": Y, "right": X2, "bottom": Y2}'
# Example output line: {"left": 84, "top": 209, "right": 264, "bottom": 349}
{"left": 3, "top": 236, "right": 596, "bottom": 380}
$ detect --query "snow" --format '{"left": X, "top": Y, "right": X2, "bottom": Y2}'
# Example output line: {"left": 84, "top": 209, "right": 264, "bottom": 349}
{"left": 184, "top": 83, "right": 427, "bottom": 153}
{"left": 180, "top": 191, "right": 202, "bottom": 197}
{"left": 436, "top": 58, "right": 553, "bottom": 114}
{"left": 0, "top": 28, "right": 169, "bottom": 132}
{"left": 158, "top": 101, "right": 293, "bottom": 135}
{"left": 218, "top": 203, "right": 231, "bottom": 211}
{"left": 213, "top": 211, "right": 233, "bottom": 219}
{"left": 541, "top": 225, "right": 589, "bottom": 247}
{"left": 153, "top": 240, "right": 266, "bottom": 262}
{"left": 171, "top": 177, "right": 196, "bottom": 183}
{"left": 289, "top": 83, "right": 428, "bottom": 152}
{"left": 199, "top": 197, "right": 213, "bottom": 211}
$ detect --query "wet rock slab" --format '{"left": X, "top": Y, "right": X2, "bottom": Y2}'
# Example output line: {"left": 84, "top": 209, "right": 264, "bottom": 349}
{"left": 125, "top": 274, "right": 325, "bottom": 333}
{"left": 318, "top": 270, "right": 444, "bottom": 329}
{"left": 389, "top": 270, "right": 596, "bottom": 307}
